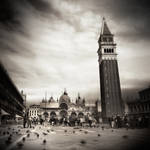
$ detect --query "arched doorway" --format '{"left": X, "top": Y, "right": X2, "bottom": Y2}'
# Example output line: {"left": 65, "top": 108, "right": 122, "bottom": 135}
{"left": 60, "top": 110, "right": 68, "bottom": 118}
{"left": 71, "top": 112, "right": 77, "bottom": 119}
{"left": 43, "top": 111, "right": 49, "bottom": 120}
{"left": 78, "top": 112, "right": 84, "bottom": 118}
{"left": 60, "top": 103, "right": 68, "bottom": 110}
{"left": 50, "top": 111, "right": 56, "bottom": 118}
{"left": 50, "top": 111, "right": 57, "bottom": 125}
{"left": 59, "top": 110, "right": 68, "bottom": 125}
{"left": 69, "top": 112, "right": 77, "bottom": 126}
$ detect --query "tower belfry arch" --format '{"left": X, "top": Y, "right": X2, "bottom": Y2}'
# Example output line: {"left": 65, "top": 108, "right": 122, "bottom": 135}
{"left": 97, "top": 18, "right": 124, "bottom": 120}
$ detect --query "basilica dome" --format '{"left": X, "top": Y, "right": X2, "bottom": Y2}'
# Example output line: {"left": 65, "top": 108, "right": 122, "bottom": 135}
{"left": 59, "top": 91, "right": 71, "bottom": 105}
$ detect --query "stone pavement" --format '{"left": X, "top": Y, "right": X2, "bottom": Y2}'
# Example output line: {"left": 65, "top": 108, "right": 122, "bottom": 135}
{"left": 0, "top": 125, "right": 150, "bottom": 150}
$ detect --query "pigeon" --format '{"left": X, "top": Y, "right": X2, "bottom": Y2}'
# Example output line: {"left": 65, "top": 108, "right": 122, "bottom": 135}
{"left": 80, "top": 140, "right": 86, "bottom": 144}
{"left": 64, "top": 130, "right": 67, "bottom": 133}
{"left": 47, "top": 130, "right": 49, "bottom": 133}
{"left": 8, "top": 136, "right": 12, "bottom": 141}
{"left": 34, "top": 132, "right": 39, "bottom": 138}
{"left": 122, "top": 135, "right": 128, "bottom": 139}
{"left": 73, "top": 131, "right": 75, "bottom": 134}
{"left": 43, "top": 132, "right": 48, "bottom": 136}
{"left": 84, "top": 131, "right": 88, "bottom": 134}
{"left": 101, "top": 126, "right": 104, "bottom": 130}
{"left": 26, "top": 130, "right": 30, "bottom": 133}
{"left": 43, "top": 139, "right": 46, "bottom": 144}
{"left": 17, "top": 142, "right": 24, "bottom": 148}
{"left": 22, "top": 137, "right": 26, "bottom": 142}
{"left": 98, "top": 134, "right": 101, "bottom": 137}
{"left": 5, "top": 139, "right": 12, "bottom": 145}
{"left": 27, "top": 133, "right": 30, "bottom": 138}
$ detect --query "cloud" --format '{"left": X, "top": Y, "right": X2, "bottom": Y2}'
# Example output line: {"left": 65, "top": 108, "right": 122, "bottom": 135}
{"left": 0, "top": 0, "right": 150, "bottom": 103}
{"left": 64, "top": 0, "right": 150, "bottom": 41}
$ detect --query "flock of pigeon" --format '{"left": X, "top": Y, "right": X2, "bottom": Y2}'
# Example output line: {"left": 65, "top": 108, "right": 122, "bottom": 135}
{"left": 0, "top": 125, "right": 130, "bottom": 150}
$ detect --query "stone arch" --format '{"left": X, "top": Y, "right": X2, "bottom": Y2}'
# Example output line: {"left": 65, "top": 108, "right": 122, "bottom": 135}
{"left": 60, "top": 110, "right": 68, "bottom": 118}
{"left": 71, "top": 112, "right": 77, "bottom": 118}
{"left": 43, "top": 111, "right": 49, "bottom": 118}
{"left": 78, "top": 112, "right": 84, "bottom": 118}
{"left": 60, "top": 103, "right": 68, "bottom": 110}
{"left": 50, "top": 111, "right": 56, "bottom": 118}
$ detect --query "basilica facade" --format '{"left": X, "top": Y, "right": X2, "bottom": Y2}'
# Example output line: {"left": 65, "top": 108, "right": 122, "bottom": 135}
{"left": 29, "top": 90, "right": 100, "bottom": 121}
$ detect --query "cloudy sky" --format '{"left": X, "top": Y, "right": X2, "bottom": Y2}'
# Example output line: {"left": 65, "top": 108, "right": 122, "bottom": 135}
{"left": 0, "top": 0, "right": 150, "bottom": 103}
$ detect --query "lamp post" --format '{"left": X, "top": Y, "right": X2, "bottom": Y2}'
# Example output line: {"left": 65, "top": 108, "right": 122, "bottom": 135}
{"left": 44, "top": 91, "right": 47, "bottom": 122}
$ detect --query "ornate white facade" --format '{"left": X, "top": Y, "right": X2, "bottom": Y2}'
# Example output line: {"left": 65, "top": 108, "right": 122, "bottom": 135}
{"left": 29, "top": 91, "right": 100, "bottom": 121}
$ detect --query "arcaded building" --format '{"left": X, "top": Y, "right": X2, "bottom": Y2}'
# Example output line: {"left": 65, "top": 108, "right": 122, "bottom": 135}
{"left": 29, "top": 91, "right": 99, "bottom": 121}
{"left": 127, "top": 87, "right": 150, "bottom": 116}
{"left": 0, "top": 62, "right": 25, "bottom": 117}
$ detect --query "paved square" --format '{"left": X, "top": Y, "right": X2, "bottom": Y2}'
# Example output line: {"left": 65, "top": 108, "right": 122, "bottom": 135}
{"left": 0, "top": 125, "right": 150, "bottom": 150}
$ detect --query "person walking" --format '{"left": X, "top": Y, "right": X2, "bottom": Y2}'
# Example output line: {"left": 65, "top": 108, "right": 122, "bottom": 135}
{"left": 111, "top": 116, "right": 115, "bottom": 128}
{"left": 27, "top": 117, "right": 32, "bottom": 128}
{"left": 88, "top": 115, "right": 92, "bottom": 127}
{"left": 80, "top": 117, "right": 83, "bottom": 127}
{"left": 23, "top": 111, "right": 27, "bottom": 128}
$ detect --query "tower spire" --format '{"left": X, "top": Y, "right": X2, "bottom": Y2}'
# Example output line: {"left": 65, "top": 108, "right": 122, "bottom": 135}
{"left": 64, "top": 88, "right": 68, "bottom": 95}
{"left": 101, "top": 17, "right": 112, "bottom": 35}
{"left": 78, "top": 92, "right": 80, "bottom": 99}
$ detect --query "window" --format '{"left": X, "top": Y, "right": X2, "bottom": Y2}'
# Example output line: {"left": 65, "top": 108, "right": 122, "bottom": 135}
{"left": 104, "top": 48, "right": 114, "bottom": 53}
{"left": 109, "top": 37, "right": 113, "bottom": 42}
{"left": 103, "top": 37, "right": 107, "bottom": 42}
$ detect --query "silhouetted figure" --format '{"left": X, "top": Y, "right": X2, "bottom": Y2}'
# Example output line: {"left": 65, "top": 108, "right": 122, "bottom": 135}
{"left": 27, "top": 117, "right": 32, "bottom": 128}
{"left": 40, "top": 118, "right": 44, "bottom": 125}
{"left": 88, "top": 116, "right": 92, "bottom": 127}
{"left": 23, "top": 112, "right": 28, "bottom": 128}
{"left": 115, "top": 115, "right": 121, "bottom": 128}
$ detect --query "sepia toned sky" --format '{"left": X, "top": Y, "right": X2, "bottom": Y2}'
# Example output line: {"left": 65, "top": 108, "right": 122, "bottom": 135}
{"left": 0, "top": 0, "right": 150, "bottom": 103}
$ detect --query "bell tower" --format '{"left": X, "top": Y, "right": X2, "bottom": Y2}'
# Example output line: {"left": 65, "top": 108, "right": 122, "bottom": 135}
{"left": 97, "top": 18, "right": 124, "bottom": 120}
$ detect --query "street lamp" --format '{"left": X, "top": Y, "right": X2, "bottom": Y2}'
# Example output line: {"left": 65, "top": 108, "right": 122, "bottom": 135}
{"left": 44, "top": 91, "right": 47, "bottom": 122}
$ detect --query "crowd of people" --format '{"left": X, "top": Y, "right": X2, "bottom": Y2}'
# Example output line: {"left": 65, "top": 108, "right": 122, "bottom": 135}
{"left": 108, "top": 114, "right": 150, "bottom": 129}
{"left": 23, "top": 113, "right": 97, "bottom": 128}
{"left": 48, "top": 115, "right": 97, "bottom": 127}
{"left": 23, "top": 111, "right": 150, "bottom": 129}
